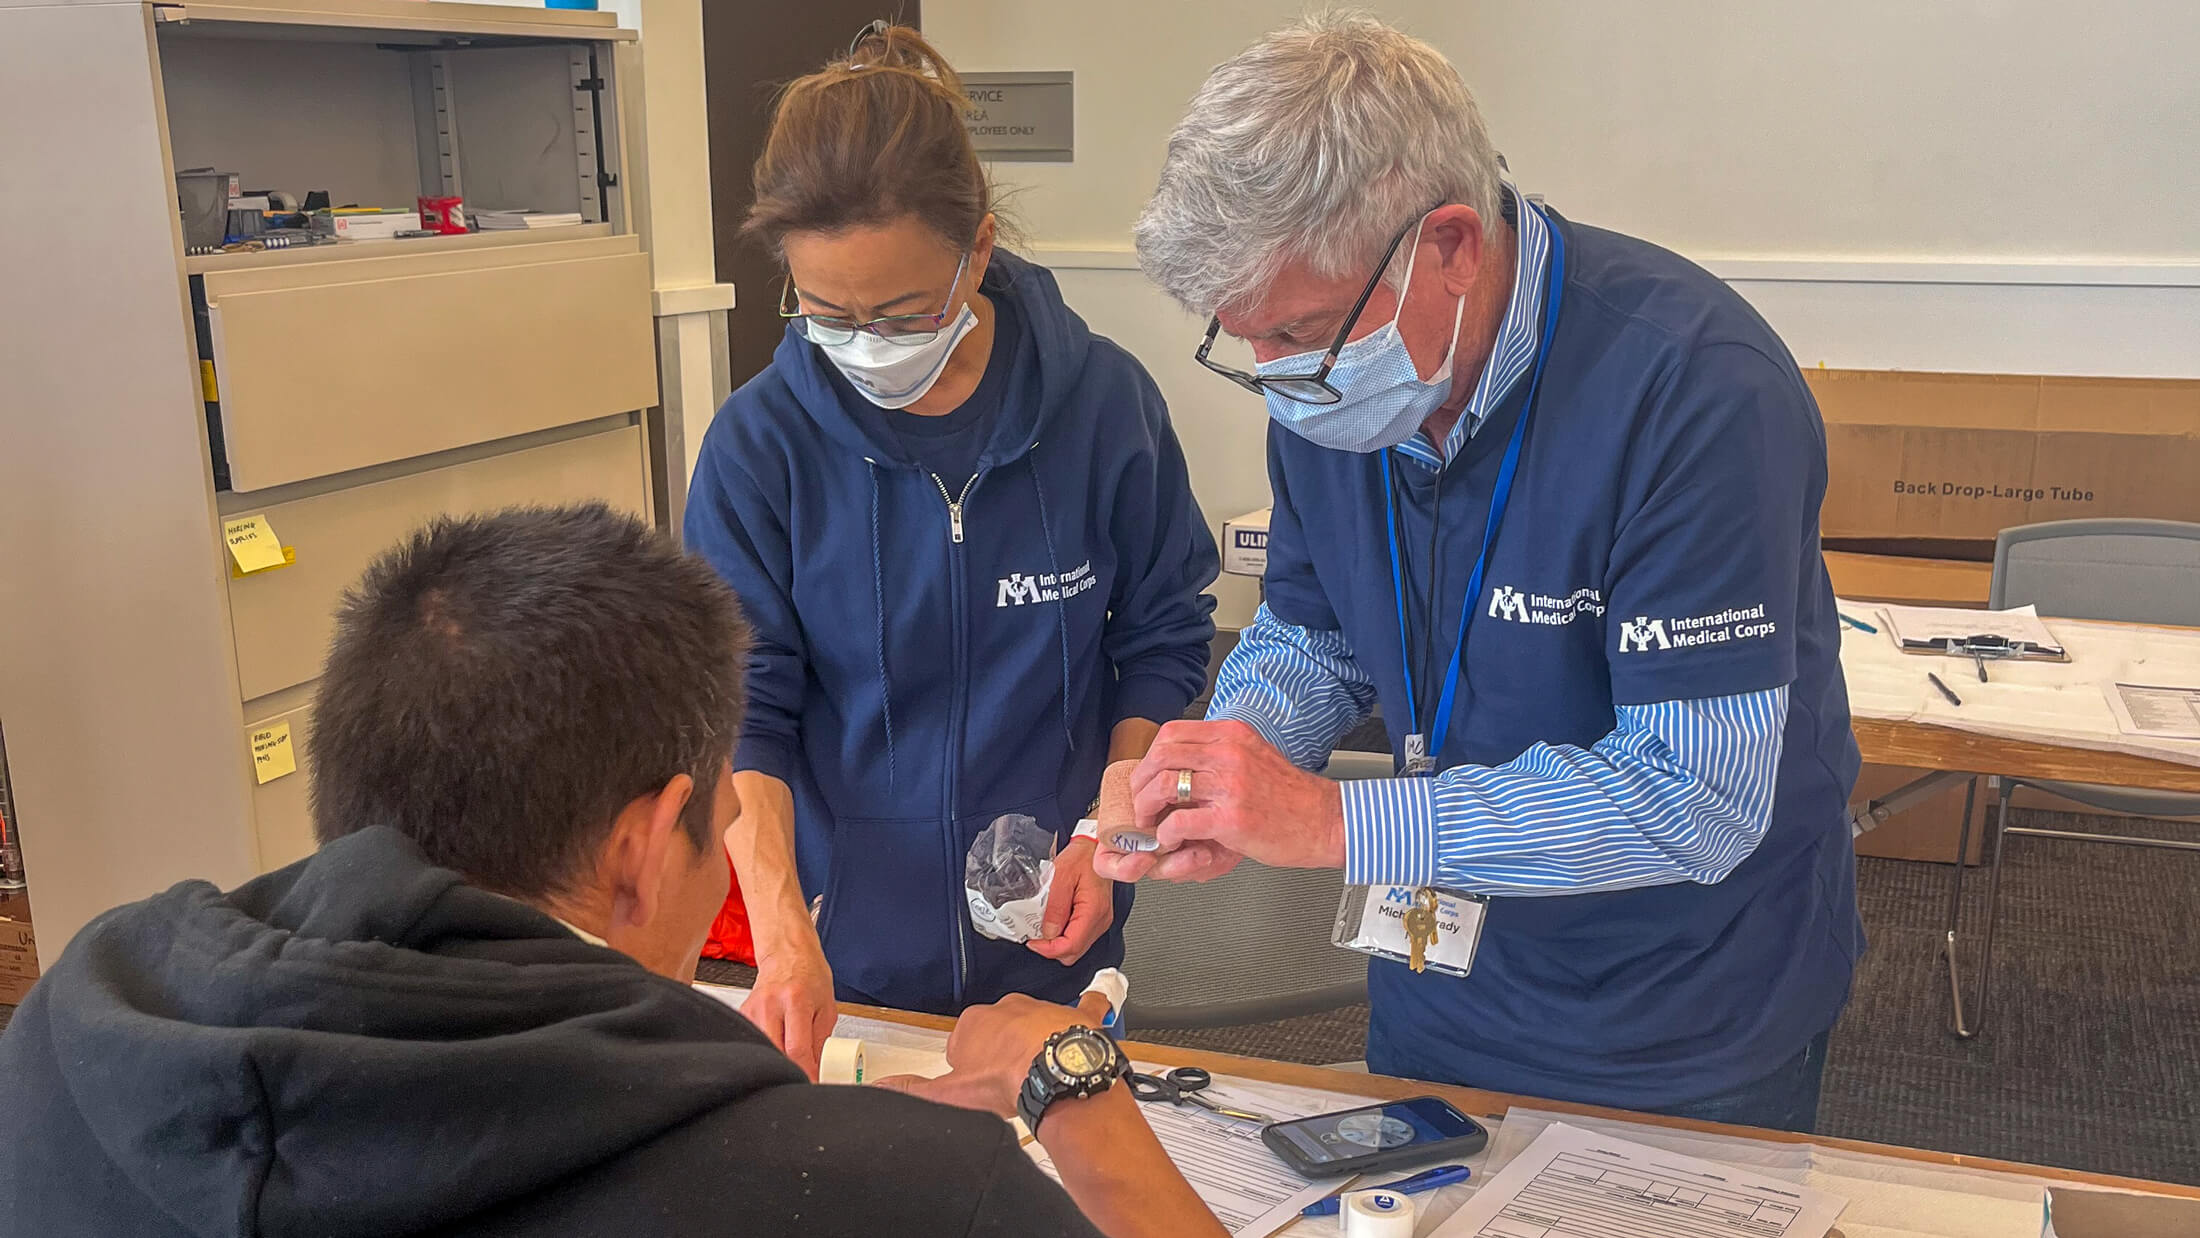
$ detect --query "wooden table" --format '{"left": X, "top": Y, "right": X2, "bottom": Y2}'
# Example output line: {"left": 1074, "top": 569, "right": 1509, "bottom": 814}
{"left": 848, "top": 1001, "right": 2200, "bottom": 1205}
{"left": 1853, "top": 714, "right": 2200, "bottom": 794}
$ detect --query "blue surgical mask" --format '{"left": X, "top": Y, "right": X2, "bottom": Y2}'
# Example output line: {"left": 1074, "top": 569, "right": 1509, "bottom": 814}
{"left": 1256, "top": 220, "right": 1466, "bottom": 453}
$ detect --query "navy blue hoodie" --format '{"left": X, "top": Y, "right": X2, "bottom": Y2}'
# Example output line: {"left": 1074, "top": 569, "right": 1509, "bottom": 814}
{"left": 685, "top": 252, "right": 1219, "bottom": 1013}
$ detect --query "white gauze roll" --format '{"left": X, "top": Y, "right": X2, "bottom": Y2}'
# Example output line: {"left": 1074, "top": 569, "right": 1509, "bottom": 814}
{"left": 1342, "top": 1189, "right": 1416, "bottom": 1238}
{"left": 819, "top": 1036, "right": 866, "bottom": 1084}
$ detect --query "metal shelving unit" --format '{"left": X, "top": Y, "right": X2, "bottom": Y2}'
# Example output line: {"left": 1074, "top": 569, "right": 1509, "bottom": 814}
{"left": 0, "top": 723, "right": 24, "bottom": 890}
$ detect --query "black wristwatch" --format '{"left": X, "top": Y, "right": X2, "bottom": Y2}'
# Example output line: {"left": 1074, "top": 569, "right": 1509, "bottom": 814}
{"left": 1017, "top": 1025, "right": 1129, "bottom": 1133}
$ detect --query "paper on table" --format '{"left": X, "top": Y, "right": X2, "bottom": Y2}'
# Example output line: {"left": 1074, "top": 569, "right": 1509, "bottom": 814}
{"left": 2104, "top": 683, "right": 2200, "bottom": 740}
{"left": 1877, "top": 604, "right": 2064, "bottom": 654}
{"left": 1484, "top": 1109, "right": 2044, "bottom": 1238}
{"left": 1430, "top": 1121, "right": 1847, "bottom": 1238}
{"left": 1027, "top": 1078, "right": 1333, "bottom": 1238}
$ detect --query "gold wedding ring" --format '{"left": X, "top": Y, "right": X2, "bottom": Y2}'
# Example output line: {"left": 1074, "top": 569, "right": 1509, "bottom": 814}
{"left": 1174, "top": 768, "right": 1195, "bottom": 806}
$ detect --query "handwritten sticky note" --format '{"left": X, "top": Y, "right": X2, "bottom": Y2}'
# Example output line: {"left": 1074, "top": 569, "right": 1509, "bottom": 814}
{"left": 249, "top": 721, "right": 297, "bottom": 784}
{"left": 222, "top": 514, "right": 288, "bottom": 574}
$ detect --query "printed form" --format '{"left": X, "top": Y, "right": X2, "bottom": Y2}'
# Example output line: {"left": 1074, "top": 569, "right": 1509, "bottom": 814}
{"left": 1432, "top": 1122, "right": 1847, "bottom": 1238}
{"left": 1026, "top": 1080, "right": 1333, "bottom": 1237}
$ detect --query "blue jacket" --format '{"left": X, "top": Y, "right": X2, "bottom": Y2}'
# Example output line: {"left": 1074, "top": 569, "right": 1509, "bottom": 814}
{"left": 1265, "top": 211, "right": 1862, "bottom": 1107}
{"left": 686, "top": 253, "right": 1219, "bottom": 1013}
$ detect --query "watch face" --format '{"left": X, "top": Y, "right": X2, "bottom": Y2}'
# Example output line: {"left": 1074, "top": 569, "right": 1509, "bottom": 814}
{"left": 1051, "top": 1032, "right": 1106, "bottom": 1077}
{"left": 1335, "top": 1113, "right": 1417, "bottom": 1149}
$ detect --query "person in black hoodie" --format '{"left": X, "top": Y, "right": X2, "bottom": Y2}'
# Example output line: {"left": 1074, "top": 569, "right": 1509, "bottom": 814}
{"left": 0, "top": 504, "right": 1224, "bottom": 1238}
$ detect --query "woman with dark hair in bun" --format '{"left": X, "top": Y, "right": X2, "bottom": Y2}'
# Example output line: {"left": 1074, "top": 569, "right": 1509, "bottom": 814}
{"left": 686, "top": 25, "right": 1218, "bottom": 1075}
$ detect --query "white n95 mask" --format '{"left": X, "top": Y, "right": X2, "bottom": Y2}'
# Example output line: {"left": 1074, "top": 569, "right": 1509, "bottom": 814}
{"left": 812, "top": 304, "right": 979, "bottom": 410}
{"left": 1257, "top": 219, "right": 1467, "bottom": 453}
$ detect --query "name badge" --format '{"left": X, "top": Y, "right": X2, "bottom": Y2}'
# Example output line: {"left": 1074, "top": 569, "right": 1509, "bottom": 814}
{"left": 1402, "top": 732, "right": 1435, "bottom": 777}
{"left": 1332, "top": 884, "right": 1487, "bottom": 977}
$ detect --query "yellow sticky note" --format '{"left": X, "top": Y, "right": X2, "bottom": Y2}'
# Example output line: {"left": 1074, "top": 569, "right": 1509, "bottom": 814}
{"left": 199, "top": 359, "right": 219, "bottom": 403}
{"left": 229, "top": 544, "right": 298, "bottom": 579}
{"left": 249, "top": 721, "right": 296, "bottom": 784}
{"left": 222, "top": 514, "right": 288, "bottom": 574}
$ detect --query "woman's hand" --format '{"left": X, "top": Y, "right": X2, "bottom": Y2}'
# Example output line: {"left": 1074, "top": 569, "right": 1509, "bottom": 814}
{"left": 1028, "top": 838, "right": 1113, "bottom": 965}
{"left": 725, "top": 770, "right": 839, "bottom": 1079}
{"left": 742, "top": 934, "right": 838, "bottom": 1080}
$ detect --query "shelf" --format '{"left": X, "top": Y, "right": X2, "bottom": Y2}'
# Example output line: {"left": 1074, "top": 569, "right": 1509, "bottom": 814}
{"left": 154, "top": 0, "right": 634, "bottom": 44}
{"left": 183, "top": 223, "right": 613, "bottom": 274}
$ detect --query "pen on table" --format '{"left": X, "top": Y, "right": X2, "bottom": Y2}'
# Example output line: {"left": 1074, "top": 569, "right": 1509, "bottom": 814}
{"left": 1301, "top": 1165, "right": 1472, "bottom": 1217}
{"left": 1927, "top": 672, "right": 1963, "bottom": 708}
{"left": 1837, "top": 611, "right": 1878, "bottom": 634}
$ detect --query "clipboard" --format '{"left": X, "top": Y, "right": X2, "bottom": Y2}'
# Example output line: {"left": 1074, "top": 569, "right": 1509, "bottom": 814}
{"left": 1877, "top": 604, "right": 2070, "bottom": 680}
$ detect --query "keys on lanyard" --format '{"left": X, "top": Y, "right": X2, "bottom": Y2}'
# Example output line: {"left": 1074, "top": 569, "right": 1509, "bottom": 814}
{"left": 1403, "top": 888, "right": 1441, "bottom": 972}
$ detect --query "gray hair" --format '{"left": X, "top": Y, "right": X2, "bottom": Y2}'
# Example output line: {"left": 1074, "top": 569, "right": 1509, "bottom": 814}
{"left": 1134, "top": 10, "right": 1504, "bottom": 316}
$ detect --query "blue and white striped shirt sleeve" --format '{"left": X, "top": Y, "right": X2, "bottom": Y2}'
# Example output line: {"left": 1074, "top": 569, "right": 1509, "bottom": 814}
{"left": 1206, "top": 604, "right": 1380, "bottom": 770}
{"left": 1340, "top": 686, "right": 1790, "bottom": 895}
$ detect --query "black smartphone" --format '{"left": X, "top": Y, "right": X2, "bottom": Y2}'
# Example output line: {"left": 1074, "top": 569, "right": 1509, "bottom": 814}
{"left": 1261, "top": 1096, "right": 1488, "bottom": 1178}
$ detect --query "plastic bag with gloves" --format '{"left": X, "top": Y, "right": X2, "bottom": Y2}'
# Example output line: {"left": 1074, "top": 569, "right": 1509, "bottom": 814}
{"left": 964, "top": 812, "right": 1056, "bottom": 942}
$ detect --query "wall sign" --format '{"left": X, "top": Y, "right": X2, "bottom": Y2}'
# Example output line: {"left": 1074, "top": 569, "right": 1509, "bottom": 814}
{"left": 962, "top": 71, "right": 1072, "bottom": 163}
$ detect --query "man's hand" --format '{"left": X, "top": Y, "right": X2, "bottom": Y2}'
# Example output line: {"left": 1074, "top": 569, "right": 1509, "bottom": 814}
{"left": 1028, "top": 837, "right": 1113, "bottom": 964}
{"left": 741, "top": 938, "right": 838, "bottom": 1081}
{"left": 1093, "top": 720, "right": 1345, "bottom": 884}
{"left": 876, "top": 991, "right": 1112, "bottom": 1118}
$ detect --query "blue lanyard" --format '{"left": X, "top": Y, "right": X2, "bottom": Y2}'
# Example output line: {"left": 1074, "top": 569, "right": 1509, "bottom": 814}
{"left": 1382, "top": 211, "right": 1566, "bottom": 773}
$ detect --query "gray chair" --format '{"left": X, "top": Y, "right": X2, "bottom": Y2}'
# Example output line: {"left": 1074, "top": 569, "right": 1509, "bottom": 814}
{"left": 1944, "top": 519, "right": 2200, "bottom": 1038}
{"left": 1117, "top": 750, "right": 1392, "bottom": 1029}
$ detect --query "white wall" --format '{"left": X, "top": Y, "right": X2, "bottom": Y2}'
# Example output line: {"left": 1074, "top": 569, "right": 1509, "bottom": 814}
{"left": 927, "top": 1, "right": 2200, "bottom": 625}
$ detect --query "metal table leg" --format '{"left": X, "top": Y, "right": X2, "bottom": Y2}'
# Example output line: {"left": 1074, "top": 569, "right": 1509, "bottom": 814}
{"left": 1946, "top": 779, "right": 2013, "bottom": 1040}
{"left": 1942, "top": 776, "right": 1978, "bottom": 1037}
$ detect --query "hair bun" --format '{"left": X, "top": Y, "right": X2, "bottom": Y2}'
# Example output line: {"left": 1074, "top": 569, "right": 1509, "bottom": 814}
{"left": 841, "top": 21, "right": 964, "bottom": 95}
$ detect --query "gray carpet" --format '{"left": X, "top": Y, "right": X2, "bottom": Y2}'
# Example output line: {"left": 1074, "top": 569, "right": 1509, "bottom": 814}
{"left": 7, "top": 807, "right": 2194, "bottom": 1186}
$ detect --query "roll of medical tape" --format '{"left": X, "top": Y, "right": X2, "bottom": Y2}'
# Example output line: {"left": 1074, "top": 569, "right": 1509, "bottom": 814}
{"left": 820, "top": 1036, "right": 866, "bottom": 1084}
{"left": 1342, "top": 1190, "right": 1416, "bottom": 1238}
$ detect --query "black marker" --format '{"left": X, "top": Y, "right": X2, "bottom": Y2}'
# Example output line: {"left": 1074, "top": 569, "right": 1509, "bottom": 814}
{"left": 1927, "top": 672, "right": 1963, "bottom": 708}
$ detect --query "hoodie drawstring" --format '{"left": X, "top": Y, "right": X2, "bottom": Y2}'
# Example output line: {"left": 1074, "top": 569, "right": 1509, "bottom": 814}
{"left": 864, "top": 459, "right": 898, "bottom": 788}
{"left": 1025, "top": 453, "right": 1078, "bottom": 753}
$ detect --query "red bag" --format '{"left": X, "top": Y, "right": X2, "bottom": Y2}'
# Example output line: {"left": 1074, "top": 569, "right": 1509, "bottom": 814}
{"left": 701, "top": 850, "right": 756, "bottom": 963}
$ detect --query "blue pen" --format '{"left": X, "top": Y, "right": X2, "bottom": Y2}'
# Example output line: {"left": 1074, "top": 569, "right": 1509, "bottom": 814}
{"left": 1838, "top": 612, "right": 1878, "bottom": 635}
{"left": 1301, "top": 1165, "right": 1472, "bottom": 1217}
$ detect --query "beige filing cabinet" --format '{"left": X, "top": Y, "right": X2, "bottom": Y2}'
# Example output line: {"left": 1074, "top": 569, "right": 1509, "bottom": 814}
{"left": 0, "top": 0, "right": 673, "bottom": 961}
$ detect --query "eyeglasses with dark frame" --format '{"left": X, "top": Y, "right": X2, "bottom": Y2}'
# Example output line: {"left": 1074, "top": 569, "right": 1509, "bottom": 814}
{"left": 1194, "top": 209, "right": 1431, "bottom": 406}
{"left": 779, "top": 249, "right": 972, "bottom": 348}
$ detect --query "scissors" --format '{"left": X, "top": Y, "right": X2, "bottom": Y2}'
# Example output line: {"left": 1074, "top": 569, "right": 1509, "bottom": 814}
{"left": 1127, "top": 1066, "right": 1275, "bottom": 1124}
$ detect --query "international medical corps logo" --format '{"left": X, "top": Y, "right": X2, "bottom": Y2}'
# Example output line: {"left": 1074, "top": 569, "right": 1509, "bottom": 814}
{"left": 1617, "top": 616, "right": 1671, "bottom": 652}
{"left": 995, "top": 559, "right": 1099, "bottom": 608}
{"left": 1484, "top": 584, "right": 1604, "bottom": 627}
{"left": 1615, "top": 605, "right": 1777, "bottom": 654}
{"left": 996, "top": 572, "right": 1045, "bottom": 606}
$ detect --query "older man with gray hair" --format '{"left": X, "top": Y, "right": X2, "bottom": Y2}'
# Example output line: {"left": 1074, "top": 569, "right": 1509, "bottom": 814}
{"left": 1098, "top": 12, "right": 1863, "bottom": 1132}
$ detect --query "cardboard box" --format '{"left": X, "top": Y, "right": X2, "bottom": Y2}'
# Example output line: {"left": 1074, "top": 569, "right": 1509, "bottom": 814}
{"left": 1824, "top": 550, "right": 1991, "bottom": 608}
{"left": 325, "top": 210, "right": 423, "bottom": 241}
{"left": 1223, "top": 508, "right": 1270, "bottom": 577}
{"left": 0, "top": 889, "right": 37, "bottom": 1006}
{"left": 1807, "top": 369, "right": 2200, "bottom": 548}
{"left": 2047, "top": 1186, "right": 2200, "bottom": 1236}
{"left": 1850, "top": 763, "right": 1985, "bottom": 865}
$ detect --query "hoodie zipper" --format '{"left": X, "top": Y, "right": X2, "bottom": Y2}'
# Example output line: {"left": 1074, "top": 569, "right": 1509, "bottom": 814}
{"left": 930, "top": 471, "right": 978, "bottom": 544}
{"left": 934, "top": 468, "right": 985, "bottom": 1004}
